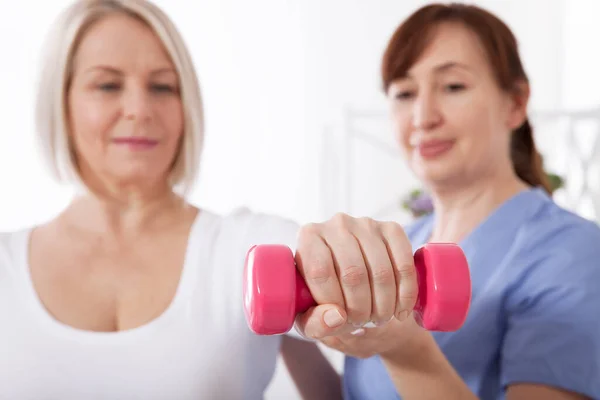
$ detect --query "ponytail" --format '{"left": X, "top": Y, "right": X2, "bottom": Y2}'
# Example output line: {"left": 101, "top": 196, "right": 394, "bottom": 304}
{"left": 510, "top": 119, "right": 552, "bottom": 194}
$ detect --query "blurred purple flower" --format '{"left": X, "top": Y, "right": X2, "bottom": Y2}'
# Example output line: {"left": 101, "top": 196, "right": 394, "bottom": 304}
{"left": 410, "top": 193, "right": 433, "bottom": 212}
{"left": 401, "top": 189, "right": 434, "bottom": 217}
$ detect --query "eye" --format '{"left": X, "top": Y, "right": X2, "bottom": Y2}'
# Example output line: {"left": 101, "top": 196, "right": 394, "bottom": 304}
{"left": 150, "top": 84, "right": 177, "bottom": 93}
{"left": 395, "top": 90, "right": 415, "bottom": 100}
{"left": 98, "top": 82, "right": 121, "bottom": 91}
{"left": 445, "top": 83, "right": 466, "bottom": 92}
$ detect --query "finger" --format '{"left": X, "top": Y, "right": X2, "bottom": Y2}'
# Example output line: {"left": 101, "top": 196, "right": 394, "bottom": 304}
{"left": 294, "top": 304, "right": 351, "bottom": 339}
{"left": 319, "top": 334, "right": 345, "bottom": 352}
{"left": 319, "top": 329, "right": 374, "bottom": 359}
{"left": 323, "top": 215, "right": 371, "bottom": 326}
{"left": 295, "top": 223, "right": 346, "bottom": 310}
{"left": 352, "top": 218, "right": 396, "bottom": 326}
{"left": 380, "top": 222, "right": 418, "bottom": 321}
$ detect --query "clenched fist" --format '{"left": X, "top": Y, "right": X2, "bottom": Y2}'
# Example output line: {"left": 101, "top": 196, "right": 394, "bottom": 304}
{"left": 293, "top": 213, "right": 418, "bottom": 338}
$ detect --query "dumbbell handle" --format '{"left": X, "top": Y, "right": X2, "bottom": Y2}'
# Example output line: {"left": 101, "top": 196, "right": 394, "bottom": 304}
{"left": 293, "top": 269, "right": 317, "bottom": 313}
{"left": 289, "top": 256, "right": 428, "bottom": 324}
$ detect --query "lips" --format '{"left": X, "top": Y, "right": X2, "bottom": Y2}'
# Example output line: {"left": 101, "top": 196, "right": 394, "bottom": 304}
{"left": 112, "top": 137, "right": 158, "bottom": 149}
{"left": 413, "top": 138, "right": 455, "bottom": 159}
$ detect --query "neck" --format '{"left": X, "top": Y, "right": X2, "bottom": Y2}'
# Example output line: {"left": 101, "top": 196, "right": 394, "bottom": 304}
{"left": 65, "top": 178, "right": 186, "bottom": 238}
{"left": 428, "top": 171, "right": 530, "bottom": 243}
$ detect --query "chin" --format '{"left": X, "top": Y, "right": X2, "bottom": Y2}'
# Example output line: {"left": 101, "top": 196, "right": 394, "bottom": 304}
{"left": 112, "top": 169, "right": 168, "bottom": 187}
{"left": 413, "top": 162, "right": 459, "bottom": 185}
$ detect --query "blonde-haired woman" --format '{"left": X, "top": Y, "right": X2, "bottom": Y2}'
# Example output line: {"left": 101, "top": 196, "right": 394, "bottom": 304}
{"left": 0, "top": 1, "right": 426, "bottom": 399}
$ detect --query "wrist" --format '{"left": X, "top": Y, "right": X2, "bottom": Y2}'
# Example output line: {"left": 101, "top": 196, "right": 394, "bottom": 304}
{"left": 379, "top": 327, "right": 434, "bottom": 367}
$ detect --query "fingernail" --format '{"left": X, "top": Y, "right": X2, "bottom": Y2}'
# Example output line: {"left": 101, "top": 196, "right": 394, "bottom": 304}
{"left": 351, "top": 328, "right": 366, "bottom": 336}
{"left": 396, "top": 310, "right": 410, "bottom": 321}
{"left": 352, "top": 322, "right": 364, "bottom": 328}
{"left": 375, "top": 316, "right": 394, "bottom": 327}
{"left": 324, "top": 309, "right": 345, "bottom": 328}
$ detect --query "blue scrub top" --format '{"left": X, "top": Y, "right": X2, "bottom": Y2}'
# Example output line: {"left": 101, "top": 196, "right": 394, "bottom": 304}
{"left": 343, "top": 187, "right": 600, "bottom": 399}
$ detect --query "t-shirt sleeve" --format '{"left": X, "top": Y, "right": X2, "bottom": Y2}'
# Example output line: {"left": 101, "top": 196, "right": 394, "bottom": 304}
{"left": 244, "top": 211, "right": 300, "bottom": 253}
{"left": 501, "top": 243, "right": 600, "bottom": 398}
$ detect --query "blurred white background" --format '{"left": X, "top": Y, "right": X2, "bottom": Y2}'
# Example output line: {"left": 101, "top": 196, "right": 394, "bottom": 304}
{"left": 1, "top": 0, "right": 599, "bottom": 398}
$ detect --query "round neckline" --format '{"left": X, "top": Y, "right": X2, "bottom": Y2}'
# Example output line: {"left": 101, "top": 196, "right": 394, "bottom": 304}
{"left": 419, "top": 186, "right": 545, "bottom": 246}
{"left": 18, "top": 209, "right": 213, "bottom": 344}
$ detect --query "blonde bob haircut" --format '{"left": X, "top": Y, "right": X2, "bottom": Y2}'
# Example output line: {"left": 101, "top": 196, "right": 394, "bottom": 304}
{"left": 35, "top": 0, "right": 204, "bottom": 195}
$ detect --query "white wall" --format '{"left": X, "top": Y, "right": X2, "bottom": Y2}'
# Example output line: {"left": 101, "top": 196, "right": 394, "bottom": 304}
{"left": 0, "top": 1, "right": 597, "bottom": 399}
{"left": 0, "top": 0, "right": 576, "bottom": 227}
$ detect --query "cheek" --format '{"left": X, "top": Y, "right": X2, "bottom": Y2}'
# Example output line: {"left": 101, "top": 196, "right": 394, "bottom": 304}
{"left": 158, "top": 101, "right": 185, "bottom": 155}
{"left": 390, "top": 106, "right": 412, "bottom": 153}
{"left": 445, "top": 96, "right": 496, "bottom": 147}
{"left": 157, "top": 99, "right": 184, "bottom": 138}
{"left": 447, "top": 112, "right": 509, "bottom": 176}
{"left": 68, "top": 92, "right": 118, "bottom": 146}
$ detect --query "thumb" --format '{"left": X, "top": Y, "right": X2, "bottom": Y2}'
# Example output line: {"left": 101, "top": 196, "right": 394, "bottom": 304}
{"left": 294, "top": 304, "right": 349, "bottom": 339}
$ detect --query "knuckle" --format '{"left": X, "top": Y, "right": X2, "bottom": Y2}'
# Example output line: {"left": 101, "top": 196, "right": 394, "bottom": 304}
{"left": 397, "top": 264, "right": 418, "bottom": 302}
{"left": 399, "top": 288, "right": 418, "bottom": 304}
{"left": 308, "top": 326, "right": 327, "bottom": 340}
{"left": 382, "top": 221, "right": 407, "bottom": 239}
{"left": 332, "top": 212, "right": 349, "bottom": 222}
{"left": 331, "top": 212, "right": 352, "bottom": 230}
{"left": 340, "top": 265, "right": 369, "bottom": 288}
{"left": 370, "top": 267, "right": 396, "bottom": 285}
{"left": 358, "top": 216, "right": 379, "bottom": 232}
{"left": 399, "top": 286, "right": 418, "bottom": 302}
{"left": 396, "top": 262, "right": 416, "bottom": 277}
{"left": 303, "top": 258, "right": 333, "bottom": 285}
{"left": 299, "top": 222, "right": 322, "bottom": 239}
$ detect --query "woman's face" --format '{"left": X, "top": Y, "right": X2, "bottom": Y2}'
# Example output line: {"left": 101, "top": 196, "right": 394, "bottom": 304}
{"left": 388, "top": 23, "right": 527, "bottom": 187}
{"left": 67, "top": 13, "right": 183, "bottom": 190}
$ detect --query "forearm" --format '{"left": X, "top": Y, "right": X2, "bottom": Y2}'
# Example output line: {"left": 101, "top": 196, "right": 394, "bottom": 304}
{"left": 380, "top": 333, "right": 477, "bottom": 400}
{"left": 280, "top": 336, "right": 343, "bottom": 400}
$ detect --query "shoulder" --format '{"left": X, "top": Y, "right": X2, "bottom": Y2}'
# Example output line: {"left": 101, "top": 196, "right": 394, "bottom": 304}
{"left": 0, "top": 228, "right": 32, "bottom": 277}
{"left": 505, "top": 198, "right": 600, "bottom": 312}
{"left": 515, "top": 199, "right": 600, "bottom": 278}
{"left": 196, "top": 207, "right": 301, "bottom": 251}
{"left": 0, "top": 228, "right": 31, "bottom": 259}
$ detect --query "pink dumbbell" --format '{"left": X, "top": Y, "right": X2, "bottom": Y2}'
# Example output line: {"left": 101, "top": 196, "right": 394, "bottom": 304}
{"left": 243, "top": 243, "right": 471, "bottom": 335}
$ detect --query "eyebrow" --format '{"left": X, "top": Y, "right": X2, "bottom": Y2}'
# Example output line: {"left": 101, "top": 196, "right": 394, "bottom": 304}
{"left": 403, "top": 61, "right": 474, "bottom": 80}
{"left": 84, "top": 65, "right": 177, "bottom": 75}
{"left": 433, "top": 61, "right": 473, "bottom": 74}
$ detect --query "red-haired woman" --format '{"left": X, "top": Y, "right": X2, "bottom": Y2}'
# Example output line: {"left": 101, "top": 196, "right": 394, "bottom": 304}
{"left": 283, "top": 4, "right": 600, "bottom": 399}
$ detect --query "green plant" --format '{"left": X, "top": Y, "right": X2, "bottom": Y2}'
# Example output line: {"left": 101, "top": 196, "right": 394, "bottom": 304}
{"left": 546, "top": 172, "right": 565, "bottom": 193}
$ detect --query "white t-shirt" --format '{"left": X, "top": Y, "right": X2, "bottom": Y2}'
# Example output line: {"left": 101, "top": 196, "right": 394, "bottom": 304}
{"left": 0, "top": 208, "right": 302, "bottom": 400}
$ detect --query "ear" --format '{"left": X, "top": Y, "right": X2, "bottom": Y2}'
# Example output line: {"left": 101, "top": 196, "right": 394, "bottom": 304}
{"left": 506, "top": 80, "right": 530, "bottom": 130}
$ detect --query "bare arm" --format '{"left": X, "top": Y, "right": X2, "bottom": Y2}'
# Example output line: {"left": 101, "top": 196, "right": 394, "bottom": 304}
{"left": 506, "top": 385, "right": 590, "bottom": 400}
{"left": 381, "top": 334, "right": 590, "bottom": 400}
{"left": 280, "top": 336, "right": 343, "bottom": 400}
{"left": 380, "top": 333, "right": 477, "bottom": 400}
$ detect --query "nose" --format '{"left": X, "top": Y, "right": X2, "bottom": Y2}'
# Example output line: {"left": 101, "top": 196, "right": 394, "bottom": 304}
{"left": 122, "top": 83, "right": 152, "bottom": 121}
{"left": 412, "top": 90, "right": 441, "bottom": 131}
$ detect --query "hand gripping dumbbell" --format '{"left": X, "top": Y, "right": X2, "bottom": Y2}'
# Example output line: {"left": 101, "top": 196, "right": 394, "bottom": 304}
{"left": 243, "top": 243, "right": 471, "bottom": 335}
